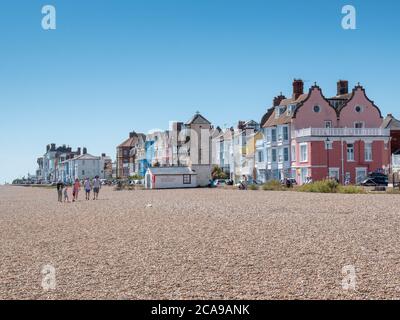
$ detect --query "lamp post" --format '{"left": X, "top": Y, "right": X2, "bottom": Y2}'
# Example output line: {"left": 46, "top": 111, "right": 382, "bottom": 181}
{"left": 326, "top": 137, "right": 330, "bottom": 179}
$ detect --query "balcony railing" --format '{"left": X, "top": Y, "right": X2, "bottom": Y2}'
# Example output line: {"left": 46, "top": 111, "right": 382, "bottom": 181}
{"left": 294, "top": 127, "right": 390, "bottom": 138}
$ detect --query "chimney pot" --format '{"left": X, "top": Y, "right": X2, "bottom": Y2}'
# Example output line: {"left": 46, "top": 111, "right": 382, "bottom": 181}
{"left": 292, "top": 79, "right": 304, "bottom": 100}
{"left": 83, "top": 148, "right": 87, "bottom": 155}
{"left": 273, "top": 94, "right": 286, "bottom": 107}
{"left": 337, "top": 80, "right": 349, "bottom": 96}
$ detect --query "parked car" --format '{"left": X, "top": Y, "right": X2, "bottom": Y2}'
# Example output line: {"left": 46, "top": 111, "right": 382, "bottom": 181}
{"left": 360, "top": 175, "right": 388, "bottom": 186}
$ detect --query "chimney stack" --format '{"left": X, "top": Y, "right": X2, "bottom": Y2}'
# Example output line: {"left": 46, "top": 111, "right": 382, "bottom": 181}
{"left": 237, "top": 121, "right": 245, "bottom": 130}
{"left": 77, "top": 147, "right": 81, "bottom": 155}
{"left": 51, "top": 144, "right": 56, "bottom": 151}
{"left": 337, "top": 80, "right": 349, "bottom": 96}
{"left": 129, "top": 131, "right": 137, "bottom": 138}
{"left": 273, "top": 93, "right": 286, "bottom": 107}
{"left": 46, "top": 145, "right": 50, "bottom": 152}
{"left": 83, "top": 147, "right": 87, "bottom": 155}
{"left": 101, "top": 153, "right": 106, "bottom": 157}
{"left": 292, "top": 79, "right": 304, "bottom": 100}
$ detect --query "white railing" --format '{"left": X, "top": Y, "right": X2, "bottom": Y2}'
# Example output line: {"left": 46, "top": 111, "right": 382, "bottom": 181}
{"left": 294, "top": 127, "right": 390, "bottom": 138}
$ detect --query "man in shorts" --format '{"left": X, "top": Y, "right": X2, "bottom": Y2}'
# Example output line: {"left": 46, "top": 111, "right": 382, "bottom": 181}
{"left": 93, "top": 176, "right": 101, "bottom": 200}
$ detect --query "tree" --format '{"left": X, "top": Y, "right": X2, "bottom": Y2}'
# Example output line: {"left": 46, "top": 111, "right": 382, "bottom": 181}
{"left": 211, "top": 165, "right": 228, "bottom": 180}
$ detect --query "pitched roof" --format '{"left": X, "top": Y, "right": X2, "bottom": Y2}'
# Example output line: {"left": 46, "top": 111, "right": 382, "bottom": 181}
{"left": 147, "top": 167, "right": 197, "bottom": 175}
{"left": 381, "top": 114, "right": 400, "bottom": 129}
{"left": 186, "top": 113, "right": 211, "bottom": 125}
{"left": 74, "top": 153, "right": 100, "bottom": 160}
{"left": 118, "top": 137, "right": 136, "bottom": 148}
{"left": 278, "top": 93, "right": 308, "bottom": 107}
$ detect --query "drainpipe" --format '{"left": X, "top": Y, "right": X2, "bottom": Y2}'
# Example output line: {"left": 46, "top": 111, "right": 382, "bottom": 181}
{"left": 341, "top": 138, "right": 345, "bottom": 184}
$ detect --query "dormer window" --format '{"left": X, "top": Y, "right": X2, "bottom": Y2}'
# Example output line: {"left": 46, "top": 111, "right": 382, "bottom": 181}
{"left": 275, "top": 106, "right": 287, "bottom": 118}
{"left": 287, "top": 105, "right": 296, "bottom": 115}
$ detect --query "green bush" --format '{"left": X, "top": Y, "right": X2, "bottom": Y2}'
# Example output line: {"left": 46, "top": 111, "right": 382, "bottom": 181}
{"left": 337, "top": 185, "right": 365, "bottom": 194}
{"left": 129, "top": 174, "right": 143, "bottom": 180}
{"left": 248, "top": 184, "right": 259, "bottom": 191}
{"left": 298, "top": 179, "right": 365, "bottom": 194}
{"left": 298, "top": 179, "right": 339, "bottom": 193}
{"left": 262, "top": 180, "right": 284, "bottom": 191}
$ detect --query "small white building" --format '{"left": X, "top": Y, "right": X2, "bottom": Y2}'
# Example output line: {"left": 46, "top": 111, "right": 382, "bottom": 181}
{"left": 145, "top": 167, "right": 197, "bottom": 189}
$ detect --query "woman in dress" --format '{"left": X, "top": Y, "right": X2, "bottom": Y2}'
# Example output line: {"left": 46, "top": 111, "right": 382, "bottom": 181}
{"left": 72, "top": 178, "right": 81, "bottom": 202}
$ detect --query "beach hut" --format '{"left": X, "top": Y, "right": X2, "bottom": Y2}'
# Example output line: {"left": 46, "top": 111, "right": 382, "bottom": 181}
{"left": 145, "top": 167, "right": 197, "bottom": 189}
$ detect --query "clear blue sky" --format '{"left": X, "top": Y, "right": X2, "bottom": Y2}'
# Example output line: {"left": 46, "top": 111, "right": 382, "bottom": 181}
{"left": 0, "top": 0, "right": 399, "bottom": 183}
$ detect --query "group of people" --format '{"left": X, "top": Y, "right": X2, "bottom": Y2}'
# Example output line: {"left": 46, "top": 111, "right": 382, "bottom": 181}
{"left": 56, "top": 176, "right": 101, "bottom": 203}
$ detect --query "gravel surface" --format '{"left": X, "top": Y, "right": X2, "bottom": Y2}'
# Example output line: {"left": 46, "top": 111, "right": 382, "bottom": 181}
{"left": 0, "top": 185, "right": 400, "bottom": 300}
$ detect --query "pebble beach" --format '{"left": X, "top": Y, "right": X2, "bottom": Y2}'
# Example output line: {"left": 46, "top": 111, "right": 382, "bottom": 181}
{"left": 1, "top": 185, "right": 399, "bottom": 300}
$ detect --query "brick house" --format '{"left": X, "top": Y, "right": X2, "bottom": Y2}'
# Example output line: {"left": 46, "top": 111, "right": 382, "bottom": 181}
{"left": 260, "top": 80, "right": 391, "bottom": 184}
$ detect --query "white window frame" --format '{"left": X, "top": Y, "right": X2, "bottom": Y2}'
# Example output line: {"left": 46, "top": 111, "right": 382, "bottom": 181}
{"left": 347, "top": 144, "right": 355, "bottom": 161}
{"left": 300, "top": 143, "right": 308, "bottom": 163}
{"left": 329, "top": 168, "right": 340, "bottom": 180}
{"left": 291, "top": 145, "right": 296, "bottom": 162}
{"left": 284, "top": 147, "right": 289, "bottom": 162}
{"left": 354, "top": 121, "right": 365, "bottom": 129}
{"left": 271, "top": 128, "right": 277, "bottom": 143}
{"left": 272, "top": 148, "right": 277, "bottom": 162}
{"left": 324, "top": 120, "right": 333, "bottom": 128}
{"left": 283, "top": 126, "right": 289, "bottom": 141}
{"left": 364, "top": 142, "right": 373, "bottom": 162}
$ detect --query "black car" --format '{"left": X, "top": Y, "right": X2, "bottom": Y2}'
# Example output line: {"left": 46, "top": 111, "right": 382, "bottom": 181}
{"left": 360, "top": 174, "right": 388, "bottom": 186}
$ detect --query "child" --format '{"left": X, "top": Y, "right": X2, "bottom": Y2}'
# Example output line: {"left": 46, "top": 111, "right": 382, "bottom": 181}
{"left": 84, "top": 178, "right": 91, "bottom": 200}
{"left": 63, "top": 185, "right": 70, "bottom": 203}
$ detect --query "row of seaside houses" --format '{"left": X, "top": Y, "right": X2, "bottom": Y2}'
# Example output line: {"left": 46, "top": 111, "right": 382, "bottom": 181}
{"left": 36, "top": 144, "right": 112, "bottom": 183}
{"left": 116, "top": 79, "right": 400, "bottom": 186}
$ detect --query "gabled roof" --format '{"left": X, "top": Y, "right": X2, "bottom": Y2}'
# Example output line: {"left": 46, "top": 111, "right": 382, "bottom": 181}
{"left": 118, "top": 137, "right": 136, "bottom": 148}
{"left": 186, "top": 112, "right": 211, "bottom": 125}
{"left": 147, "top": 167, "right": 197, "bottom": 175}
{"left": 74, "top": 153, "right": 100, "bottom": 160}
{"left": 293, "top": 85, "right": 337, "bottom": 119}
{"left": 336, "top": 85, "right": 383, "bottom": 118}
{"left": 381, "top": 114, "right": 400, "bottom": 129}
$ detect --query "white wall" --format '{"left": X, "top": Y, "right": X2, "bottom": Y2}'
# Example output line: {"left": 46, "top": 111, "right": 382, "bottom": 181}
{"left": 190, "top": 164, "right": 211, "bottom": 187}
{"left": 146, "top": 174, "right": 197, "bottom": 189}
{"left": 75, "top": 159, "right": 103, "bottom": 179}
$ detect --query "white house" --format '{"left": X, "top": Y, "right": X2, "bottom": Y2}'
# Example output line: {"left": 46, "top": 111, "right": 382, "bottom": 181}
{"left": 59, "top": 153, "right": 106, "bottom": 182}
{"left": 145, "top": 167, "right": 197, "bottom": 189}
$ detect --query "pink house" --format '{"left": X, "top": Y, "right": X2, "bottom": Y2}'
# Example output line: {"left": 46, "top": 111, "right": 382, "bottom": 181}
{"left": 261, "top": 80, "right": 391, "bottom": 185}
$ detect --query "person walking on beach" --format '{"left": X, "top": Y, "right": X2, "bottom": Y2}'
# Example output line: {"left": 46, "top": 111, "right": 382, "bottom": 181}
{"left": 84, "top": 178, "right": 91, "bottom": 200}
{"left": 92, "top": 176, "right": 101, "bottom": 200}
{"left": 72, "top": 178, "right": 81, "bottom": 202}
{"left": 56, "top": 180, "right": 64, "bottom": 202}
{"left": 63, "top": 184, "right": 70, "bottom": 203}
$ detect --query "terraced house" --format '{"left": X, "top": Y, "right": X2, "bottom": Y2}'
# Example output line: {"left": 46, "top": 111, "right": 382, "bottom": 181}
{"left": 260, "top": 79, "right": 391, "bottom": 184}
